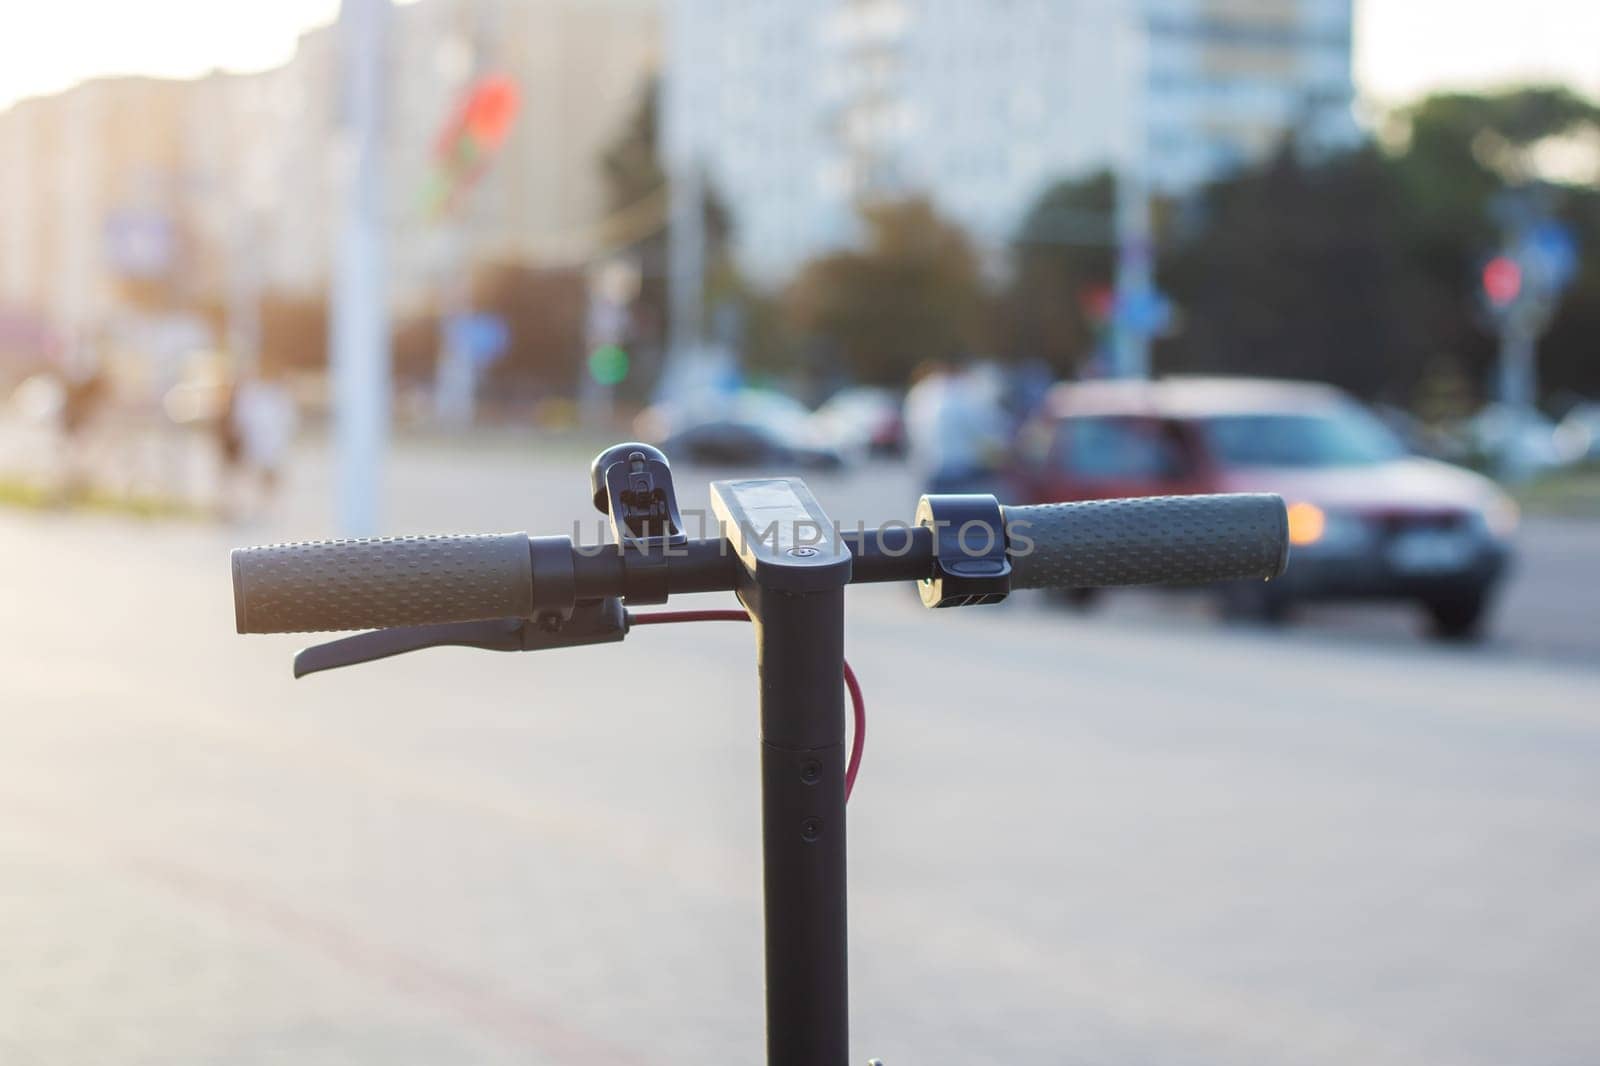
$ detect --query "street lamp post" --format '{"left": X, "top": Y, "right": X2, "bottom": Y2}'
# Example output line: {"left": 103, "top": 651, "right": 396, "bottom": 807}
{"left": 330, "top": 0, "right": 392, "bottom": 536}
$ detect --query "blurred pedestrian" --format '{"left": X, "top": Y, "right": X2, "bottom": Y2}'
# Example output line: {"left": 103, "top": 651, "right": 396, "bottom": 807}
{"left": 57, "top": 362, "right": 108, "bottom": 503}
{"left": 903, "top": 358, "right": 1010, "bottom": 496}
{"left": 219, "top": 372, "right": 298, "bottom": 522}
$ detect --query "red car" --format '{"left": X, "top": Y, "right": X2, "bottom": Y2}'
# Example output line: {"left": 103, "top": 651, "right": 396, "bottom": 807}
{"left": 1011, "top": 377, "right": 1518, "bottom": 639}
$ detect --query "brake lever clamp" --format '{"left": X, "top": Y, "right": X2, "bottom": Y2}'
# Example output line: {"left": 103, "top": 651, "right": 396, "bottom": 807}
{"left": 292, "top": 598, "right": 628, "bottom": 678}
{"left": 589, "top": 442, "right": 688, "bottom": 605}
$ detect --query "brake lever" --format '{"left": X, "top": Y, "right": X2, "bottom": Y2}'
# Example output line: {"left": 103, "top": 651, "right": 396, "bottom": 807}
{"left": 292, "top": 598, "right": 628, "bottom": 678}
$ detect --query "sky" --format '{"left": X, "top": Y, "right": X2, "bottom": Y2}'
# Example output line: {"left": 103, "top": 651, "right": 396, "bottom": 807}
{"left": 0, "top": 0, "right": 1597, "bottom": 114}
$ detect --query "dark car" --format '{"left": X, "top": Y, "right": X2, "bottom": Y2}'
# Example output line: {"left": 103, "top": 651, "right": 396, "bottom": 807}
{"left": 1011, "top": 377, "right": 1518, "bottom": 639}
{"left": 660, "top": 419, "right": 844, "bottom": 471}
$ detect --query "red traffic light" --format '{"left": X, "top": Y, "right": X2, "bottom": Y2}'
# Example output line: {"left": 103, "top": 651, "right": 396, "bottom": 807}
{"left": 1482, "top": 256, "right": 1522, "bottom": 307}
{"left": 463, "top": 75, "right": 519, "bottom": 150}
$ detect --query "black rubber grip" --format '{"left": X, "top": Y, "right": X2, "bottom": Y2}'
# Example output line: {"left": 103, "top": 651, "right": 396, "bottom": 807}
{"left": 1002, "top": 494, "right": 1288, "bottom": 590}
{"left": 231, "top": 533, "right": 534, "bottom": 634}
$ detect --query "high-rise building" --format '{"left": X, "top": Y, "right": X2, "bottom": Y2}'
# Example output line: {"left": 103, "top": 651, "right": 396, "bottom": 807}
{"left": 663, "top": 0, "right": 1356, "bottom": 283}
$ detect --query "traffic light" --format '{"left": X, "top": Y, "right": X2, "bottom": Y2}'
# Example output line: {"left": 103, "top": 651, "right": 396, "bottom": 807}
{"left": 587, "top": 345, "right": 630, "bottom": 386}
{"left": 1482, "top": 256, "right": 1522, "bottom": 308}
{"left": 460, "top": 75, "right": 518, "bottom": 151}
{"left": 425, "top": 74, "right": 521, "bottom": 217}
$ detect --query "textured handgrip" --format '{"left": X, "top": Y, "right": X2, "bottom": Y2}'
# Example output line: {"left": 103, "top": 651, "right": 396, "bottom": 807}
{"left": 232, "top": 533, "right": 534, "bottom": 634}
{"left": 1002, "top": 494, "right": 1288, "bottom": 590}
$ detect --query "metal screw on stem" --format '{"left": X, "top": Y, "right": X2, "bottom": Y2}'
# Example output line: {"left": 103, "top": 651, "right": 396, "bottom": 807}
{"left": 786, "top": 546, "right": 819, "bottom": 558}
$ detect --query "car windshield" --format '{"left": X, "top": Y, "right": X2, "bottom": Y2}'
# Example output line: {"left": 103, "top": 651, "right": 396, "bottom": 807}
{"left": 1199, "top": 410, "right": 1406, "bottom": 468}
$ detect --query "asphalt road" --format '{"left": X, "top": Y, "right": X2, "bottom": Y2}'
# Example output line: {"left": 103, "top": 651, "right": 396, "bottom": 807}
{"left": 2, "top": 444, "right": 1598, "bottom": 1065}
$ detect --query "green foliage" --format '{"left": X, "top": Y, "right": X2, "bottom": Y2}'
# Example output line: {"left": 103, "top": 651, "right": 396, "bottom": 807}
{"left": 999, "top": 171, "right": 1116, "bottom": 374}
{"left": 597, "top": 75, "right": 751, "bottom": 389}
{"left": 785, "top": 199, "right": 989, "bottom": 385}
{"left": 715, "top": 85, "right": 1600, "bottom": 407}
{"left": 1158, "top": 145, "right": 1424, "bottom": 402}
{"left": 600, "top": 77, "right": 667, "bottom": 219}
{"left": 1157, "top": 85, "right": 1600, "bottom": 408}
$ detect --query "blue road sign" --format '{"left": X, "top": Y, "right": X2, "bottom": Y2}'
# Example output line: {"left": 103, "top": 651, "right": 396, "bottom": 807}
{"left": 1525, "top": 221, "right": 1579, "bottom": 291}
{"left": 445, "top": 313, "right": 510, "bottom": 367}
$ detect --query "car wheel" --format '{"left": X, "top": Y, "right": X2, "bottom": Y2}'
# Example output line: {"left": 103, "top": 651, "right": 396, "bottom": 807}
{"left": 1423, "top": 589, "right": 1492, "bottom": 642}
{"left": 1217, "top": 582, "right": 1292, "bottom": 626}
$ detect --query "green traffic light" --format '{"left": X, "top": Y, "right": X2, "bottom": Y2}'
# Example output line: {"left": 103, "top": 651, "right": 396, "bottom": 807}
{"left": 587, "top": 344, "right": 630, "bottom": 385}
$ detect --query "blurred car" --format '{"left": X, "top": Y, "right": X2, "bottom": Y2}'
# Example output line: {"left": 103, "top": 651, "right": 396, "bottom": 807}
{"left": 640, "top": 388, "right": 844, "bottom": 470}
{"left": 1011, "top": 377, "right": 1518, "bottom": 639}
{"left": 658, "top": 419, "right": 844, "bottom": 470}
{"left": 1458, "top": 403, "right": 1581, "bottom": 478}
{"left": 636, "top": 387, "right": 813, "bottom": 441}
{"left": 1555, "top": 402, "right": 1600, "bottom": 461}
{"left": 810, "top": 386, "right": 905, "bottom": 457}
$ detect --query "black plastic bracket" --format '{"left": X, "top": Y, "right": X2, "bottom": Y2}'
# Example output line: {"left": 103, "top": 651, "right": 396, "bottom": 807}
{"left": 529, "top": 535, "right": 577, "bottom": 627}
{"left": 914, "top": 494, "right": 1011, "bottom": 608}
{"left": 589, "top": 443, "right": 687, "bottom": 547}
{"left": 590, "top": 443, "right": 689, "bottom": 606}
{"left": 291, "top": 598, "right": 628, "bottom": 678}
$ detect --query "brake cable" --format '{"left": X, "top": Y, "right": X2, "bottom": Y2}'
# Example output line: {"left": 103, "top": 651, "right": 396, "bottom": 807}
{"left": 629, "top": 610, "right": 865, "bottom": 801}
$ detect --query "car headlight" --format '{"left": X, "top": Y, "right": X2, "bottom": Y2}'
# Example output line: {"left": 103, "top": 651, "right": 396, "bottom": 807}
{"left": 1287, "top": 502, "right": 1370, "bottom": 553}
{"left": 1286, "top": 502, "right": 1326, "bottom": 546}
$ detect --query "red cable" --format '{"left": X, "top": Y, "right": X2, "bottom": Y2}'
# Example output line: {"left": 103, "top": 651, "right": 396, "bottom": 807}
{"left": 629, "top": 609, "right": 865, "bottom": 801}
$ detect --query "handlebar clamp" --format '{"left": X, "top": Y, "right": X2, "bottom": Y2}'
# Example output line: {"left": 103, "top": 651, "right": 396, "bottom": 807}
{"left": 590, "top": 442, "right": 690, "bottom": 606}
{"left": 590, "top": 443, "right": 687, "bottom": 547}
{"left": 914, "top": 494, "right": 1012, "bottom": 608}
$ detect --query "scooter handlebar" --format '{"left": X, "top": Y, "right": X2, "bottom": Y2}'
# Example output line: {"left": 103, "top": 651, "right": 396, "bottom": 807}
{"left": 1001, "top": 494, "right": 1289, "bottom": 590}
{"left": 231, "top": 532, "right": 534, "bottom": 634}
{"left": 230, "top": 494, "right": 1288, "bottom": 634}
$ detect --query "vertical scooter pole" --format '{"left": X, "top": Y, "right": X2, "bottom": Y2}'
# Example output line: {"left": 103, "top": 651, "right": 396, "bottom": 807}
{"left": 711, "top": 479, "right": 851, "bottom": 1066}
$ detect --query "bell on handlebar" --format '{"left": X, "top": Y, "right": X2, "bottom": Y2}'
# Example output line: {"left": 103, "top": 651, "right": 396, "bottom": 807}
{"left": 915, "top": 494, "right": 1012, "bottom": 608}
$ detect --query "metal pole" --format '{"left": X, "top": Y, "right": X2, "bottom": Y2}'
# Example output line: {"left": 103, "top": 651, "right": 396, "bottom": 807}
{"left": 1498, "top": 315, "right": 1536, "bottom": 411}
{"left": 331, "top": 0, "right": 391, "bottom": 535}
{"left": 666, "top": 160, "right": 704, "bottom": 372}
{"left": 1111, "top": 0, "right": 1151, "bottom": 379}
{"left": 432, "top": 1, "right": 494, "bottom": 427}
{"left": 1113, "top": 178, "right": 1153, "bottom": 379}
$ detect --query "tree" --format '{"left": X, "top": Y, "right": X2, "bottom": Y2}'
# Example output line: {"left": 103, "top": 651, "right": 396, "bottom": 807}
{"left": 1150, "top": 86, "right": 1600, "bottom": 410}
{"left": 1388, "top": 87, "right": 1600, "bottom": 406}
{"left": 786, "top": 199, "right": 989, "bottom": 386}
{"left": 1001, "top": 171, "right": 1117, "bottom": 374}
{"left": 1157, "top": 145, "right": 1423, "bottom": 402}
{"left": 598, "top": 76, "right": 751, "bottom": 388}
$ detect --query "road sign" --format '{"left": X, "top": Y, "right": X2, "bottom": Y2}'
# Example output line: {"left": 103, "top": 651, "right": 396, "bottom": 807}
{"left": 443, "top": 313, "right": 509, "bottom": 368}
{"left": 1525, "top": 221, "right": 1579, "bottom": 292}
{"left": 104, "top": 211, "right": 175, "bottom": 277}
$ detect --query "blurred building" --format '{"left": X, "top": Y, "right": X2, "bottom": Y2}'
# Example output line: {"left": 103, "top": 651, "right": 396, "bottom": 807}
{"left": 0, "top": 77, "right": 197, "bottom": 346}
{"left": 663, "top": 0, "right": 1357, "bottom": 283}
{"left": 0, "top": 0, "right": 659, "bottom": 365}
